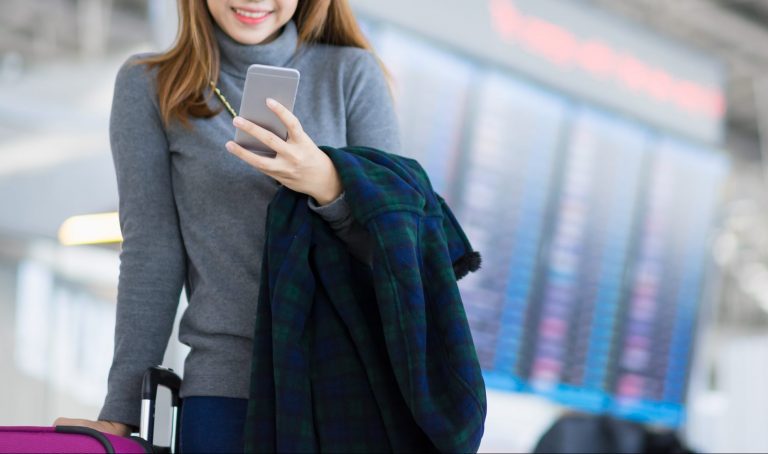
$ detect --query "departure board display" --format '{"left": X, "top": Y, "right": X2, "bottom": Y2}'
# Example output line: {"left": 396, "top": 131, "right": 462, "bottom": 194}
{"left": 518, "top": 109, "right": 650, "bottom": 411}
{"left": 453, "top": 71, "right": 567, "bottom": 389}
{"left": 363, "top": 21, "right": 728, "bottom": 428}
{"left": 608, "top": 139, "right": 727, "bottom": 425}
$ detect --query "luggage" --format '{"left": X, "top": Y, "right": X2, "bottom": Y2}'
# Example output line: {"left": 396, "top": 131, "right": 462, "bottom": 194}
{"left": 0, "top": 366, "right": 182, "bottom": 454}
{"left": 532, "top": 413, "right": 695, "bottom": 454}
{"left": 0, "top": 426, "right": 152, "bottom": 453}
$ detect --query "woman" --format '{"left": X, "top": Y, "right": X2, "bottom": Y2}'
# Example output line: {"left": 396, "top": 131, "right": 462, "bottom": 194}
{"left": 54, "top": 0, "right": 401, "bottom": 451}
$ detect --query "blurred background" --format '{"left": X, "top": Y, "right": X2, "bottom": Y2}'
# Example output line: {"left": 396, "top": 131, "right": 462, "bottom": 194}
{"left": 1, "top": 0, "right": 767, "bottom": 452}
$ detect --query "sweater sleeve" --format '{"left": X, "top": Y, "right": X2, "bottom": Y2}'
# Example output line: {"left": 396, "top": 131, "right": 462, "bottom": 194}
{"left": 343, "top": 50, "right": 402, "bottom": 155}
{"left": 307, "top": 49, "right": 403, "bottom": 267}
{"left": 97, "top": 55, "right": 186, "bottom": 431}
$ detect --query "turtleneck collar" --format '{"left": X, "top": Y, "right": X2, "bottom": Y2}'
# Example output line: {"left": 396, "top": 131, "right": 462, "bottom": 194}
{"left": 214, "top": 19, "right": 300, "bottom": 77}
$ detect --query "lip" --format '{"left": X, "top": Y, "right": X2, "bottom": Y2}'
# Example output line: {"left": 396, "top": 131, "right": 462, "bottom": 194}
{"left": 231, "top": 7, "right": 272, "bottom": 25}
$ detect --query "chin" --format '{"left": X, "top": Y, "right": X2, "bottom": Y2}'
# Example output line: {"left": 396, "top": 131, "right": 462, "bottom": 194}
{"left": 230, "top": 30, "right": 270, "bottom": 45}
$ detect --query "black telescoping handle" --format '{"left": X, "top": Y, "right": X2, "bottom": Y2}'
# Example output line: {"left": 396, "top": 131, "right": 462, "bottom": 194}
{"left": 140, "top": 366, "right": 182, "bottom": 453}
{"left": 142, "top": 366, "right": 182, "bottom": 406}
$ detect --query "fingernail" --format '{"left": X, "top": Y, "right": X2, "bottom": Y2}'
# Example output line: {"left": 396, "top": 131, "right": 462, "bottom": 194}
{"left": 225, "top": 141, "right": 235, "bottom": 152}
{"left": 266, "top": 97, "right": 277, "bottom": 107}
{"left": 233, "top": 116, "right": 245, "bottom": 126}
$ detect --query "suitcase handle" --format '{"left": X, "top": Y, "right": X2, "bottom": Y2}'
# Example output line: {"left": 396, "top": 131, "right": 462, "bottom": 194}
{"left": 140, "top": 366, "right": 182, "bottom": 454}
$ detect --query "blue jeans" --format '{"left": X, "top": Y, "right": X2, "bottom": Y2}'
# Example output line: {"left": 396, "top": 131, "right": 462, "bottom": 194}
{"left": 179, "top": 396, "right": 248, "bottom": 453}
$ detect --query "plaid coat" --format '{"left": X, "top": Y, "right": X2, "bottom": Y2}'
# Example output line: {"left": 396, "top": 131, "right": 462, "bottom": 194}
{"left": 243, "top": 145, "right": 486, "bottom": 453}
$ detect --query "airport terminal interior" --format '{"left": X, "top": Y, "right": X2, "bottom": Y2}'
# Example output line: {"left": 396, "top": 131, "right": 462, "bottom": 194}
{"left": 1, "top": 0, "right": 768, "bottom": 452}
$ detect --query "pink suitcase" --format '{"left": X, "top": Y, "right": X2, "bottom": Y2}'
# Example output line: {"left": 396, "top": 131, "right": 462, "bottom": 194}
{"left": 0, "top": 426, "right": 152, "bottom": 453}
{"left": 0, "top": 366, "right": 181, "bottom": 454}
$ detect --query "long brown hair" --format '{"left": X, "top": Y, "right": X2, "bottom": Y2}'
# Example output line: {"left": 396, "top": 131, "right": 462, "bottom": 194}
{"left": 135, "top": 0, "right": 395, "bottom": 129}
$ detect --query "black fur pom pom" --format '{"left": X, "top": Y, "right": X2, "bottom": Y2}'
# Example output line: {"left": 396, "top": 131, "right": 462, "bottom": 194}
{"left": 453, "top": 250, "right": 482, "bottom": 281}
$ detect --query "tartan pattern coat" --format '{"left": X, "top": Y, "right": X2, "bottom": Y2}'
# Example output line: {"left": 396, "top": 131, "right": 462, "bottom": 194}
{"left": 243, "top": 145, "right": 486, "bottom": 453}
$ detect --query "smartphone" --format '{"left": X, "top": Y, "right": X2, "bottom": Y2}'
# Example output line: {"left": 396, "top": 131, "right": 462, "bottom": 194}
{"left": 234, "top": 63, "right": 300, "bottom": 157}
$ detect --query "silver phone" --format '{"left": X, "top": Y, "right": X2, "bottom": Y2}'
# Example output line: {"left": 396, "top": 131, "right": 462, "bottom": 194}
{"left": 234, "top": 63, "right": 300, "bottom": 157}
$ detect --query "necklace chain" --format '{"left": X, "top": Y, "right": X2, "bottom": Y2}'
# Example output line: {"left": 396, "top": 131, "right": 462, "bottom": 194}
{"left": 210, "top": 81, "right": 238, "bottom": 118}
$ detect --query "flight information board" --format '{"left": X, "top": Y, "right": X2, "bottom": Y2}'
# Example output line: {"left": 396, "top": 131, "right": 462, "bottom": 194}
{"left": 364, "top": 22, "right": 728, "bottom": 428}
{"left": 454, "top": 71, "right": 567, "bottom": 386}
{"left": 607, "top": 139, "right": 728, "bottom": 424}
{"left": 516, "top": 109, "right": 650, "bottom": 411}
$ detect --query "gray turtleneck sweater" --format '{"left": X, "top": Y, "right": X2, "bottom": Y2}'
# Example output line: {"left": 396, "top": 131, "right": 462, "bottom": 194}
{"left": 97, "top": 19, "right": 402, "bottom": 429}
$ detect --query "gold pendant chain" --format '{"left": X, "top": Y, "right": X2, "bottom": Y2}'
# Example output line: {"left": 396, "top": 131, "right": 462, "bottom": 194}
{"left": 210, "top": 79, "right": 284, "bottom": 187}
{"left": 209, "top": 80, "right": 238, "bottom": 118}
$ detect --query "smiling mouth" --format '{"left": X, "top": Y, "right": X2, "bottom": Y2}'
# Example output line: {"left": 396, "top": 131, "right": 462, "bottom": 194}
{"left": 231, "top": 7, "right": 272, "bottom": 19}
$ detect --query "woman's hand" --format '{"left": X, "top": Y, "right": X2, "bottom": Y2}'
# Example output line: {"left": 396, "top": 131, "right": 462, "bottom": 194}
{"left": 53, "top": 417, "right": 132, "bottom": 437}
{"left": 226, "top": 98, "right": 343, "bottom": 206}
